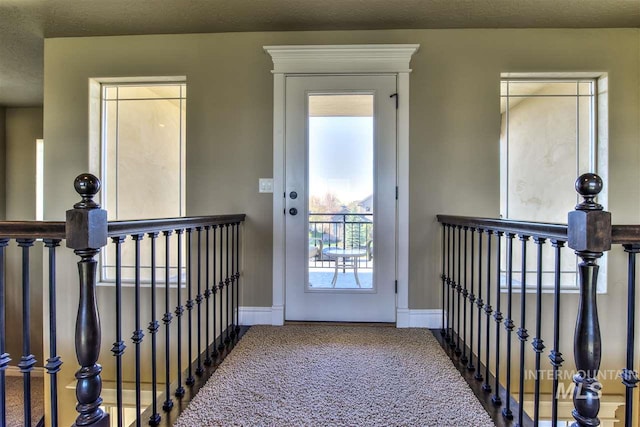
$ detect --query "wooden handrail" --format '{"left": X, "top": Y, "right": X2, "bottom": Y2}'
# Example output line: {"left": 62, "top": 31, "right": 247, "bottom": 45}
{"left": 612, "top": 225, "right": 640, "bottom": 244}
{"left": 107, "top": 214, "right": 246, "bottom": 237}
{"left": 0, "top": 221, "right": 65, "bottom": 239}
{"left": 0, "top": 215, "right": 246, "bottom": 241}
{"left": 436, "top": 215, "right": 640, "bottom": 246}
{"left": 436, "top": 215, "right": 568, "bottom": 241}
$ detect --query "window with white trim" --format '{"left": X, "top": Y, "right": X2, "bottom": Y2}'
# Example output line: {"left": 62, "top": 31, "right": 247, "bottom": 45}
{"left": 499, "top": 74, "right": 607, "bottom": 292}
{"left": 100, "top": 82, "right": 187, "bottom": 284}
{"left": 500, "top": 78, "right": 596, "bottom": 222}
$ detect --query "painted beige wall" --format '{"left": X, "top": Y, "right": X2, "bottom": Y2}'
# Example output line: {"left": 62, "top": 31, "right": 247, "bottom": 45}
{"left": 0, "top": 107, "right": 5, "bottom": 220}
{"left": 5, "top": 107, "right": 44, "bottom": 366}
{"left": 6, "top": 107, "right": 42, "bottom": 220}
{"left": 42, "top": 29, "right": 639, "bottom": 424}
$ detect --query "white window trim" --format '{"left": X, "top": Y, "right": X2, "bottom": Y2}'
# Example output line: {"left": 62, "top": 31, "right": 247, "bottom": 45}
{"left": 88, "top": 76, "right": 188, "bottom": 287}
{"left": 499, "top": 72, "right": 609, "bottom": 293}
{"left": 35, "top": 139, "right": 44, "bottom": 221}
{"left": 264, "top": 44, "right": 419, "bottom": 326}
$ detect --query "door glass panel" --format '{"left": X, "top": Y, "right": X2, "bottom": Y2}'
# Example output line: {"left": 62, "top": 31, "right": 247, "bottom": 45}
{"left": 307, "top": 94, "right": 374, "bottom": 289}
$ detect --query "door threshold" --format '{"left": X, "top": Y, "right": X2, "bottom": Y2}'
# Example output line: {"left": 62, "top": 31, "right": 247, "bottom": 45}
{"left": 284, "top": 320, "right": 395, "bottom": 327}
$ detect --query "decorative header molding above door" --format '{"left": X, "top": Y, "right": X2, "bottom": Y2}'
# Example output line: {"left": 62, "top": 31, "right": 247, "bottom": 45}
{"left": 264, "top": 44, "right": 419, "bottom": 74}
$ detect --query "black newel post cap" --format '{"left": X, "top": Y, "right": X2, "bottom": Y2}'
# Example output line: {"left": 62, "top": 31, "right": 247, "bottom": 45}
{"left": 73, "top": 173, "right": 101, "bottom": 209}
{"left": 575, "top": 173, "right": 603, "bottom": 211}
{"left": 66, "top": 173, "right": 108, "bottom": 250}
{"left": 568, "top": 173, "right": 611, "bottom": 253}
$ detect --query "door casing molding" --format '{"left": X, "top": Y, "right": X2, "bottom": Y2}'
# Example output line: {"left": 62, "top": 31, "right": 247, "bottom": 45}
{"left": 265, "top": 44, "right": 419, "bottom": 326}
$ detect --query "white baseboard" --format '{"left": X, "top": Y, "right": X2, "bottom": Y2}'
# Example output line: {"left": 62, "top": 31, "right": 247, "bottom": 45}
{"left": 240, "top": 306, "right": 444, "bottom": 328}
{"left": 397, "top": 309, "right": 444, "bottom": 329}
{"left": 239, "top": 306, "right": 276, "bottom": 325}
{"left": 271, "top": 305, "right": 284, "bottom": 326}
{"left": 6, "top": 366, "right": 45, "bottom": 377}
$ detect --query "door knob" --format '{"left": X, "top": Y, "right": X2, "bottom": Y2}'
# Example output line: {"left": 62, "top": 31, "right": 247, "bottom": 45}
{"left": 289, "top": 208, "right": 298, "bottom": 216}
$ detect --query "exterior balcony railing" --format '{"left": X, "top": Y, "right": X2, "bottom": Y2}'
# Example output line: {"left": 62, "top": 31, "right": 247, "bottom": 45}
{"left": 308, "top": 212, "right": 373, "bottom": 270}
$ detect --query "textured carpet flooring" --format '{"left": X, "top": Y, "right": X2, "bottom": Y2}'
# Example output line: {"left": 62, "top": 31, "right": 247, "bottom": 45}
{"left": 174, "top": 325, "right": 495, "bottom": 427}
{"left": 6, "top": 375, "right": 44, "bottom": 427}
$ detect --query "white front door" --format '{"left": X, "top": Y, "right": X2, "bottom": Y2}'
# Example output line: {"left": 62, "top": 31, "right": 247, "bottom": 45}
{"left": 284, "top": 75, "right": 397, "bottom": 322}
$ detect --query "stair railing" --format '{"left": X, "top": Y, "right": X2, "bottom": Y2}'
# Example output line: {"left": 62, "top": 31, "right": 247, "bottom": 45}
{"left": 0, "top": 173, "right": 246, "bottom": 426}
{"left": 437, "top": 173, "right": 638, "bottom": 427}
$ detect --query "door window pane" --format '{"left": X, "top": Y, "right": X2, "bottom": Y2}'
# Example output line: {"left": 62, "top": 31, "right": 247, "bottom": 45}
{"left": 307, "top": 94, "right": 374, "bottom": 289}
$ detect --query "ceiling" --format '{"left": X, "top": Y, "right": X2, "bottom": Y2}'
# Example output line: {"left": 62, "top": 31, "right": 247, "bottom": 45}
{"left": 1, "top": 0, "right": 639, "bottom": 107}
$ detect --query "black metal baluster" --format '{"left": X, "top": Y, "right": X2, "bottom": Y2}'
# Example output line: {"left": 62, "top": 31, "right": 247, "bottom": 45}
{"left": 43, "top": 239, "right": 62, "bottom": 427}
{"left": 162, "top": 230, "right": 173, "bottom": 411}
{"left": 532, "top": 237, "right": 546, "bottom": 427}
{"left": 622, "top": 244, "right": 639, "bottom": 427}
{"left": 131, "top": 233, "right": 144, "bottom": 426}
{"left": 218, "top": 225, "right": 225, "bottom": 352}
{"left": 449, "top": 224, "right": 455, "bottom": 347}
{"left": 492, "top": 231, "right": 504, "bottom": 406}
{"left": 441, "top": 224, "right": 446, "bottom": 336}
{"left": 225, "top": 224, "right": 231, "bottom": 345}
{"left": 483, "top": 229, "right": 493, "bottom": 393}
{"left": 475, "top": 230, "right": 484, "bottom": 381}
{"left": 148, "top": 232, "right": 161, "bottom": 425}
{"left": 455, "top": 225, "right": 462, "bottom": 355}
{"left": 17, "top": 238, "right": 35, "bottom": 427}
{"left": 445, "top": 224, "right": 450, "bottom": 341}
{"left": 517, "top": 235, "right": 530, "bottom": 427}
{"left": 467, "top": 228, "right": 476, "bottom": 372}
{"left": 230, "top": 223, "right": 237, "bottom": 338}
{"left": 211, "top": 226, "right": 219, "bottom": 361}
{"left": 185, "top": 228, "right": 195, "bottom": 386}
{"left": 0, "top": 239, "right": 8, "bottom": 427}
{"left": 549, "top": 239, "right": 565, "bottom": 426}
{"left": 195, "top": 227, "right": 204, "bottom": 376}
{"left": 174, "top": 229, "right": 185, "bottom": 398}
{"left": 110, "top": 236, "right": 126, "bottom": 427}
{"left": 229, "top": 223, "right": 235, "bottom": 339}
{"left": 235, "top": 222, "right": 241, "bottom": 334}
{"left": 502, "top": 232, "right": 515, "bottom": 419}
{"left": 461, "top": 226, "right": 469, "bottom": 364}
{"left": 204, "top": 226, "right": 212, "bottom": 366}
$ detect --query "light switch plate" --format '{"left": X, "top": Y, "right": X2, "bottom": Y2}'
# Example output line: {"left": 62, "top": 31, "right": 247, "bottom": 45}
{"left": 259, "top": 178, "right": 274, "bottom": 193}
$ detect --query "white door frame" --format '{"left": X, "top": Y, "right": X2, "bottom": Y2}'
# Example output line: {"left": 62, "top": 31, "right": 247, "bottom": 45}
{"left": 265, "top": 44, "right": 419, "bottom": 327}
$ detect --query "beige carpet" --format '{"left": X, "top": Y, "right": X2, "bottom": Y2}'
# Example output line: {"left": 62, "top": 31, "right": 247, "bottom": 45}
{"left": 174, "top": 325, "right": 495, "bottom": 427}
{"left": 6, "top": 375, "right": 44, "bottom": 427}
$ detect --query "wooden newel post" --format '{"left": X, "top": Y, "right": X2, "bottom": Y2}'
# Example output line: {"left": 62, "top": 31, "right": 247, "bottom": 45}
{"left": 568, "top": 173, "right": 611, "bottom": 427}
{"left": 66, "top": 174, "right": 109, "bottom": 427}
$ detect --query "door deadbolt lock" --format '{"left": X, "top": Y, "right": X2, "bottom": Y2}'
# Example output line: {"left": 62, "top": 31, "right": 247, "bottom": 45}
{"left": 289, "top": 191, "right": 298, "bottom": 199}
{"left": 289, "top": 207, "right": 298, "bottom": 216}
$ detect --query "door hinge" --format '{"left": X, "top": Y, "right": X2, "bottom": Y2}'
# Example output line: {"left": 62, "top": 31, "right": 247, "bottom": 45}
{"left": 395, "top": 186, "right": 399, "bottom": 200}
{"left": 395, "top": 280, "right": 398, "bottom": 293}
{"left": 390, "top": 93, "right": 398, "bottom": 109}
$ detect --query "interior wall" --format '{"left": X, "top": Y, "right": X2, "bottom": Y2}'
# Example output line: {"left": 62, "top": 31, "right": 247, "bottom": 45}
{"left": 0, "top": 107, "right": 5, "bottom": 219}
{"left": 4, "top": 107, "right": 44, "bottom": 366}
{"left": 42, "top": 29, "right": 639, "bottom": 424}
{"left": 42, "top": 29, "right": 640, "bottom": 309}
{"left": 6, "top": 107, "right": 42, "bottom": 219}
